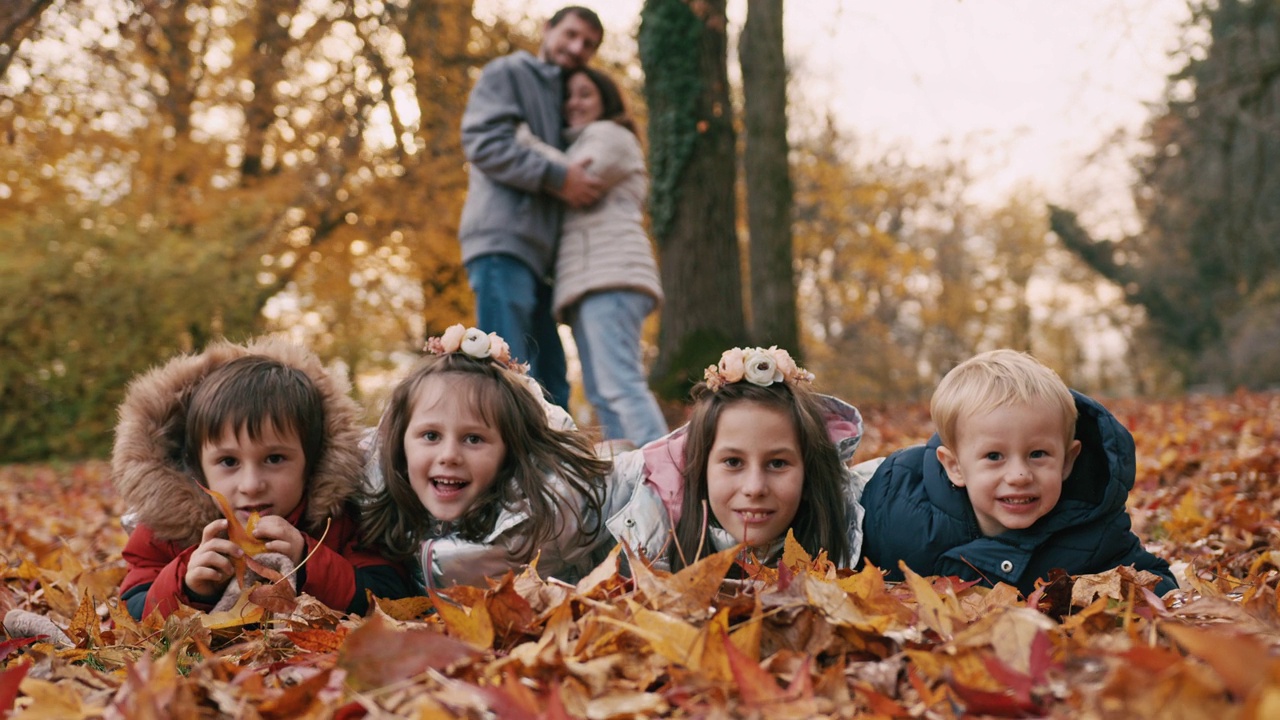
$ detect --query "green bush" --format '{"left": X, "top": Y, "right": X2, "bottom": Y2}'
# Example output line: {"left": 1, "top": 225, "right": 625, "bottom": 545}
{"left": 0, "top": 208, "right": 268, "bottom": 461}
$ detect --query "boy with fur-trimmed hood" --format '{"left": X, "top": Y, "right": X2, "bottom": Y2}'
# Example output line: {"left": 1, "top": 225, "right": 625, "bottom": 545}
{"left": 113, "top": 337, "right": 409, "bottom": 619}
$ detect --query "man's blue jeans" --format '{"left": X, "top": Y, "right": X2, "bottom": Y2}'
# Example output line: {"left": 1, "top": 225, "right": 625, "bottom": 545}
{"left": 570, "top": 290, "right": 668, "bottom": 445}
{"left": 465, "top": 254, "right": 569, "bottom": 409}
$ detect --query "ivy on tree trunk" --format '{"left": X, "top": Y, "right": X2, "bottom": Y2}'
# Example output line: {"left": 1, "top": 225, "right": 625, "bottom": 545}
{"left": 640, "top": 0, "right": 747, "bottom": 397}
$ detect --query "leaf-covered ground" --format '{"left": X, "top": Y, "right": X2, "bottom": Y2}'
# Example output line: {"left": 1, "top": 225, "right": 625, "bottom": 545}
{"left": 2, "top": 393, "right": 1278, "bottom": 718}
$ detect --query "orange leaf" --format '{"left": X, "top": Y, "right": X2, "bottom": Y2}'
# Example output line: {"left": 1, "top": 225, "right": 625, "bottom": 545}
{"left": 1164, "top": 624, "right": 1275, "bottom": 699}
{"left": 200, "top": 486, "right": 268, "bottom": 555}
{"left": 372, "top": 593, "right": 436, "bottom": 621}
{"left": 781, "top": 528, "right": 813, "bottom": 570}
{"left": 257, "top": 667, "right": 336, "bottom": 717}
{"left": 284, "top": 628, "right": 348, "bottom": 653}
{"left": 200, "top": 486, "right": 268, "bottom": 587}
{"left": 66, "top": 590, "right": 102, "bottom": 648}
{"left": 723, "top": 625, "right": 784, "bottom": 704}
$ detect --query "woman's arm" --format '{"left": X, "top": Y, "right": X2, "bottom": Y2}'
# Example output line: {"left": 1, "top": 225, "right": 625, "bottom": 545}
{"left": 565, "top": 122, "right": 644, "bottom": 190}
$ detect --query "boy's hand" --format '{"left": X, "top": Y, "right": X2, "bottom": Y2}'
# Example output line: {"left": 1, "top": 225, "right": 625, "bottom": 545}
{"left": 184, "top": 519, "right": 241, "bottom": 598}
{"left": 250, "top": 515, "right": 306, "bottom": 566}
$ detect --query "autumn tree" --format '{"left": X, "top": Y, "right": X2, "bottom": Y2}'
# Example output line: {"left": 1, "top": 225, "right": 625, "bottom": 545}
{"left": 0, "top": 0, "right": 504, "bottom": 458}
{"left": 640, "top": 0, "right": 746, "bottom": 396}
{"left": 1052, "top": 0, "right": 1280, "bottom": 388}
{"left": 791, "top": 120, "right": 1100, "bottom": 401}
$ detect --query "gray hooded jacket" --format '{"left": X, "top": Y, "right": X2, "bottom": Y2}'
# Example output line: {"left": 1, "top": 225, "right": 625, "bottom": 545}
{"left": 459, "top": 50, "right": 569, "bottom": 278}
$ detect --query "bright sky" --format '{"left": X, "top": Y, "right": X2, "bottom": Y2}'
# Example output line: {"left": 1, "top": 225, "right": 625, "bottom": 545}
{"left": 477, "top": 0, "right": 1189, "bottom": 221}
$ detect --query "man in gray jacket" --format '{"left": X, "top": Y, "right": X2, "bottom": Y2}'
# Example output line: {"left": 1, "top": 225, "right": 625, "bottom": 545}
{"left": 458, "top": 6, "right": 605, "bottom": 409}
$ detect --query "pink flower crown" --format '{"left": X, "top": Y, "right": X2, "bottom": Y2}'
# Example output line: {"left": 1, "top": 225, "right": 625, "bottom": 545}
{"left": 703, "top": 346, "right": 814, "bottom": 392}
{"left": 424, "top": 324, "right": 529, "bottom": 375}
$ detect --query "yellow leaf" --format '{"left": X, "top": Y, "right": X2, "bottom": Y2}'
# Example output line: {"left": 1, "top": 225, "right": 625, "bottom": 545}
{"left": 66, "top": 591, "right": 102, "bottom": 648}
{"left": 199, "top": 586, "right": 264, "bottom": 630}
{"left": 14, "top": 677, "right": 103, "bottom": 719}
{"left": 781, "top": 529, "right": 812, "bottom": 569}
{"left": 429, "top": 585, "right": 494, "bottom": 649}
{"left": 902, "top": 564, "right": 961, "bottom": 640}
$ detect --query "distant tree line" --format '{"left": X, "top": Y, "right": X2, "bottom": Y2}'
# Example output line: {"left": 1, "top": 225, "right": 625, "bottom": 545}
{"left": 4, "top": 0, "right": 1261, "bottom": 461}
{"left": 1053, "top": 0, "right": 1280, "bottom": 390}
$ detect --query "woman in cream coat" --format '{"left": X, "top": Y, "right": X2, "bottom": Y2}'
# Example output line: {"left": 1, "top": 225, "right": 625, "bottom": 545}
{"left": 520, "top": 67, "right": 667, "bottom": 447}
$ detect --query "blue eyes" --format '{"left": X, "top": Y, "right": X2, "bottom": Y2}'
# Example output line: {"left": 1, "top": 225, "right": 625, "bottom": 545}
{"left": 982, "top": 450, "right": 1050, "bottom": 461}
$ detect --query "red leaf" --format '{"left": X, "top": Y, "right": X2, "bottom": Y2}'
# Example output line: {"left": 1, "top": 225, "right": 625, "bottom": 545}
{"left": 0, "top": 663, "right": 29, "bottom": 715}
{"left": 947, "top": 676, "right": 1044, "bottom": 717}
{"left": 0, "top": 637, "right": 40, "bottom": 663}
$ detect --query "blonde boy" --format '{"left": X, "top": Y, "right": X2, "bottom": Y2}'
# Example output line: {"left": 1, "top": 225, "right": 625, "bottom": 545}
{"left": 857, "top": 350, "right": 1175, "bottom": 595}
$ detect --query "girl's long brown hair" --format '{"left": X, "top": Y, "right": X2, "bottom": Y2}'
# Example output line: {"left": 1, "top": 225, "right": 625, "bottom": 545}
{"left": 360, "top": 353, "right": 610, "bottom": 561}
{"left": 668, "top": 381, "right": 850, "bottom": 570}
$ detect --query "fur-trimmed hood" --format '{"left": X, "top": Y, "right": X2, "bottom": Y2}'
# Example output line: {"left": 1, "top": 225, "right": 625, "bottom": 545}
{"left": 111, "top": 336, "right": 366, "bottom": 547}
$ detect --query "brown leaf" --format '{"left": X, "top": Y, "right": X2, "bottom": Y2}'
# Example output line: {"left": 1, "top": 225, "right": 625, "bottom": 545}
{"left": 372, "top": 593, "right": 435, "bottom": 621}
{"left": 631, "top": 543, "right": 739, "bottom": 618}
{"left": 337, "top": 612, "right": 478, "bottom": 690}
{"left": 248, "top": 580, "right": 297, "bottom": 615}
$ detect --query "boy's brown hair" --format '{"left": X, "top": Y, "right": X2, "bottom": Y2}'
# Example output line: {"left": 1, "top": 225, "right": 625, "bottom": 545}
{"left": 183, "top": 355, "right": 326, "bottom": 483}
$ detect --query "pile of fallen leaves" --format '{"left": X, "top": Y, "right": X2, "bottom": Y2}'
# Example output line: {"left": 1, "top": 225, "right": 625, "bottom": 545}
{"left": 2, "top": 392, "right": 1279, "bottom": 718}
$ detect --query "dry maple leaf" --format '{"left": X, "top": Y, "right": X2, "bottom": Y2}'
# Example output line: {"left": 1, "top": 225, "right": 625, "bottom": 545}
{"left": 199, "top": 486, "right": 268, "bottom": 588}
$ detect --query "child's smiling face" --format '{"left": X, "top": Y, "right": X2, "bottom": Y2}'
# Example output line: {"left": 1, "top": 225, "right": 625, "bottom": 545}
{"left": 201, "top": 420, "right": 306, "bottom": 522}
{"left": 705, "top": 401, "right": 805, "bottom": 549}
{"left": 936, "top": 402, "right": 1082, "bottom": 537}
{"left": 403, "top": 375, "right": 507, "bottom": 523}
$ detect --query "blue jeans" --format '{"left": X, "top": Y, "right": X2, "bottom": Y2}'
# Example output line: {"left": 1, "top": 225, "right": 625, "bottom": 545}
{"left": 465, "top": 254, "right": 569, "bottom": 409}
{"left": 570, "top": 290, "right": 668, "bottom": 445}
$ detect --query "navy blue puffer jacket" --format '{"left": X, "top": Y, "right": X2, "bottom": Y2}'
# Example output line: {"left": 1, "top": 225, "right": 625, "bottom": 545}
{"left": 859, "top": 391, "right": 1176, "bottom": 596}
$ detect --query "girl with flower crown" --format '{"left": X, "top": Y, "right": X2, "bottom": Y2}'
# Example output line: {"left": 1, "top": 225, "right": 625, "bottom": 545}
{"left": 359, "top": 325, "right": 612, "bottom": 589}
{"left": 603, "top": 346, "right": 868, "bottom": 571}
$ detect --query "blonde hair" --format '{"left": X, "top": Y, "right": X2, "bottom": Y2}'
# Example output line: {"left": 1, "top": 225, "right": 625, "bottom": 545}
{"left": 930, "top": 349, "right": 1077, "bottom": 449}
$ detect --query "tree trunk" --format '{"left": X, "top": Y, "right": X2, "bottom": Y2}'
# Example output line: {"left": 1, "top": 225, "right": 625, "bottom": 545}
{"left": 641, "top": 0, "right": 746, "bottom": 397}
{"left": 241, "top": 0, "right": 297, "bottom": 181}
{"left": 403, "top": 0, "right": 475, "bottom": 336}
{"left": 740, "top": 0, "right": 799, "bottom": 354}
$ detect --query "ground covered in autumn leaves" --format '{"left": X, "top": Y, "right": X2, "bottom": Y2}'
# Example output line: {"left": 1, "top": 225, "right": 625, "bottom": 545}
{"left": 2, "top": 393, "right": 1279, "bottom": 718}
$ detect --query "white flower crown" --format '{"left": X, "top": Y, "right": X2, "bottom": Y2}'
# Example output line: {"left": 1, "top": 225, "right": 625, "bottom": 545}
{"left": 424, "top": 324, "right": 529, "bottom": 374}
{"left": 703, "top": 346, "right": 814, "bottom": 392}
